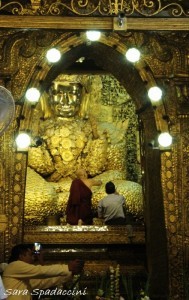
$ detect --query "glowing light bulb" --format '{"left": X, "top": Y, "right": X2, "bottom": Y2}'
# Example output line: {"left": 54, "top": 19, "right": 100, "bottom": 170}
{"left": 25, "top": 88, "right": 40, "bottom": 103}
{"left": 86, "top": 31, "right": 101, "bottom": 41}
{"left": 158, "top": 132, "right": 172, "bottom": 147}
{"left": 15, "top": 133, "right": 31, "bottom": 149}
{"left": 148, "top": 86, "right": 162, "bottom": 102}
{"left": 46, "top": 48, "right": 61, "bottom": 63}
{"left": 125, "top": 48, "right": 141, "bottom": 63}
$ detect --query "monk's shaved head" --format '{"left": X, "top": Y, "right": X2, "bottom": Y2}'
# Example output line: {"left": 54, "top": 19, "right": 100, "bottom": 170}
{"left": 76, "top": 168, "right": 87, "bottom": 178}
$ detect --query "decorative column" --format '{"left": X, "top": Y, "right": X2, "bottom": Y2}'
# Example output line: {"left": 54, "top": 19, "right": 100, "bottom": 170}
{"left": 140, "top": 108, "right": 169, "bottom": 300}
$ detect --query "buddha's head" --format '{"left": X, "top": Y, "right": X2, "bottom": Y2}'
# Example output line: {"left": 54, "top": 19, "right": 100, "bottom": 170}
{"left": 49, "top": 81, "right": 82, "bottom": 118}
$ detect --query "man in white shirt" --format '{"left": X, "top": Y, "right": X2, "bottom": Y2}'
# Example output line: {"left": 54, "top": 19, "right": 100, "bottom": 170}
{"left": 0, "top": 276, "right": 6, "bottom": 299}
{"left": 98, "top": 181, "right": 127, "bottom": 225}
{"left": 2, "top": 244, "right": 84, "bottom": 300}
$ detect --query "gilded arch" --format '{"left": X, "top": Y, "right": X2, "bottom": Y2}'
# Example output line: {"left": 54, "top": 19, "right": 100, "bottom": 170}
{"left": 16, "top": 31, "right": 168, "bottom": 135}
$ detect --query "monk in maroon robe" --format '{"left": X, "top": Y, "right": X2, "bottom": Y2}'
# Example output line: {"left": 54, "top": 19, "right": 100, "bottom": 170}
{"left": 66, "top": 169, "right": 102, "bottom": 225}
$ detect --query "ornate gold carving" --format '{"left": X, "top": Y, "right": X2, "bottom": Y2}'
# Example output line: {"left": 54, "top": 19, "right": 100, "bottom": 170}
{"left": 161, "top": 148, "right": 183, "bottom": 298}
{"left": 24, "top": 225, "right": 145, "bottom": 245}
{"left": 0, "top": 214, "right": 8, "bottom": 232}
{"left": 0, "top": 1, "right": 188, "bottom": 17}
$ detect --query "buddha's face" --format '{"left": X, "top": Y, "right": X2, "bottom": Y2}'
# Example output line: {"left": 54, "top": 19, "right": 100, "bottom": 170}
{"left": 50, "top": 82, "right": 82, "bottom": 117}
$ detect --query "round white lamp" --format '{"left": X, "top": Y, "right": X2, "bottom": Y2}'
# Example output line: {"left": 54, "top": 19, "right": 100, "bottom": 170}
{"left": 125, "top": 48, "right": 141, "bottom": 63}
{"left": 86, "top": 31, "right": 101, "bottom": 41}
{"left": 158, "top": 132, "right": 173, "bottom": 148}
{"left": 46, "top": 48, "right": 61, "bottom": 63}
{"left": 148, "top": 86, "right": 162, "bottom": 102}
{"left": 15, "top": 133, "right": 31, "bottom": 149}
{"left": 25, "top": 88, "right": 40, "bottom": 103}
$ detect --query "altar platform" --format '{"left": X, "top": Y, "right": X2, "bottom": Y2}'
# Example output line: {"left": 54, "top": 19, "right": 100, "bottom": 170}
{"left": 23, "top": 225, "right": 146, "bottom": 298}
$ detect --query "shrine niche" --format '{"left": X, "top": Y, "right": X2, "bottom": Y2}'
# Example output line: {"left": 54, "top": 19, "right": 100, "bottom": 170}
{"left": 23, "top": 72, "right": 146, "bottom": 297}
{"left": 25, "top": 73, "right": 144, "bottom": 226}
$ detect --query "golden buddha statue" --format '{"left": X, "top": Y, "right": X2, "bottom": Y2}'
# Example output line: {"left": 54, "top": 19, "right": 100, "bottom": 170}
{"left": 25, "top": 75, "right": 143, "bottom": 225}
